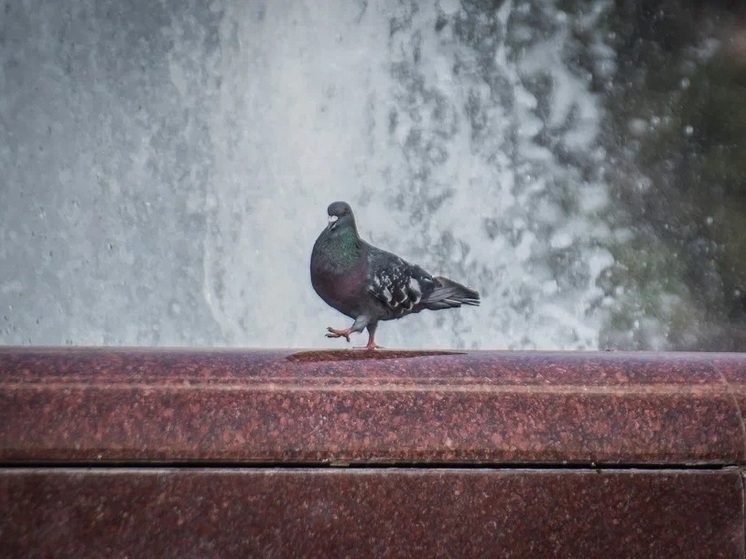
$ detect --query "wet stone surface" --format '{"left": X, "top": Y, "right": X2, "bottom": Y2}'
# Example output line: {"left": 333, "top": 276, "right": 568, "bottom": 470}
{"left": 1, "top": 348, "right": 745, "bottom": 557}
{"left": 1, "top": 348, "right": 744, "bottom": 465}
{"left": 1, "top": 468, "right": 743, "bottom": 558}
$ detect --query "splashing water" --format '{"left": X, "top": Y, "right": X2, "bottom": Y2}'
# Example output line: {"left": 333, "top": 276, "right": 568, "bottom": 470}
{"left": 0, "top": 0, "right": 615, "bottom": 349}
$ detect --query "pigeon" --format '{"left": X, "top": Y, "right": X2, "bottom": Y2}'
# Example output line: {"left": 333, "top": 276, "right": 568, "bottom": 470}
{"left": 310, "top": 201, "right": 480, "bottom": 349}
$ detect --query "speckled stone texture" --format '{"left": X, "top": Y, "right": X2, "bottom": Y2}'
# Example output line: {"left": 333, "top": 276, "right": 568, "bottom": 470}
{"left": 1, "top": 468, "right": 742, "bottom": 558}
{"left": 1, "top": 348, "right": 746, "bottom": 557}
{"left": 1, "top": 348, "right": 745, "bottom": 465}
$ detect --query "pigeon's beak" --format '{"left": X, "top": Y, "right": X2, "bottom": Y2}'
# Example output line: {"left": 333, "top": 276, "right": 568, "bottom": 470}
{"left": 327, "top": 215, "right": 339, "bottom": 230}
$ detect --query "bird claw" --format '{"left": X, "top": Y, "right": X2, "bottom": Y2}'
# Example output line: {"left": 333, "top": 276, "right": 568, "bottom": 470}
{"left": 355, "top": 343, "right": 384, "bottom": 350}
{"left": 326, "top": 327, "right": 350, "bottom": 343}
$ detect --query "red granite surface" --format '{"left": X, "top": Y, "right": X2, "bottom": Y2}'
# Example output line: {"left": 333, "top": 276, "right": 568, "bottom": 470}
{"left": 2, "top": 349, "right": 745, "bottom": 557}
{"left": 1, "top": 348, "right": 745, "bottom": 465}
{"left": 1, "top": 468, "right": 741, "bottom": 558}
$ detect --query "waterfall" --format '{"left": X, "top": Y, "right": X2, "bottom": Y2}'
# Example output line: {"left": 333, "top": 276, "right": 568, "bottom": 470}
{"left": 0, "top": 0, "right": 616, "bottom": 349}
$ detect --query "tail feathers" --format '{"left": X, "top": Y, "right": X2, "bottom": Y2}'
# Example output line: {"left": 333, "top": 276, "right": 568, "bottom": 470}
{"left": 422, "top": 276, "right": 480, "bottom": 310}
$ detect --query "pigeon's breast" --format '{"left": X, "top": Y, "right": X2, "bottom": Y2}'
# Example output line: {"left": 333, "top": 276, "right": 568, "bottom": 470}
{"left": 311, "top": 258, "right": 369, "bottom": 319}
{"left": 312, "top": 268, "right": 369, "bottom": 318}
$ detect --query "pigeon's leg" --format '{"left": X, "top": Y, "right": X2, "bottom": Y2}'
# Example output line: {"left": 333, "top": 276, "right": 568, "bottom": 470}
{"left": 325, "top": 327, "right": 352, "bottom": 342}
{"left": 326, "top": 316, "right": 369, "bottom": 344}
{"left": 356, "top": 322, "right": 383, "bottom": 350}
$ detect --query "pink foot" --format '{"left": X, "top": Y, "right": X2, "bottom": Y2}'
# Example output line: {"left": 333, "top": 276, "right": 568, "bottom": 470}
{"left": 355, "top": 336, "right": 383, "bottom": 350}
{"left": 326, "top": 327, "right": 352, "bottom": 343}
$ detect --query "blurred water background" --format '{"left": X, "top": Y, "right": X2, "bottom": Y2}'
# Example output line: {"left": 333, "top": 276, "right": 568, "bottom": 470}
{"left": 1, "top": 0, "right": 744, "bottom": 350}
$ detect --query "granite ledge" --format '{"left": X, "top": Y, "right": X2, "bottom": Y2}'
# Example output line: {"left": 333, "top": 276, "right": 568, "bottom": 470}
{"left": 1, "top": 348, "right": 745, "bottom": 465}
{"left": 2, "top": 468, "right": 743, "bottom": 559}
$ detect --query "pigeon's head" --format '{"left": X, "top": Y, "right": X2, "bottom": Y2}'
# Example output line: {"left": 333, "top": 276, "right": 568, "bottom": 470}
{"left": 326, "top": 201, "right": 356, "bottom": 233}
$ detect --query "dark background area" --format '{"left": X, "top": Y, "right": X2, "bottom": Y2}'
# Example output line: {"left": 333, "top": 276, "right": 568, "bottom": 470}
{"left": 597, "top": 0, "right": 746, "bottom": 349}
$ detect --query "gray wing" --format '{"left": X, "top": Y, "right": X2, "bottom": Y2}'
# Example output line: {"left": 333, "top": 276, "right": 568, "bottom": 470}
{"left": 365, "top": 248, "right": 436, "bottom": 314}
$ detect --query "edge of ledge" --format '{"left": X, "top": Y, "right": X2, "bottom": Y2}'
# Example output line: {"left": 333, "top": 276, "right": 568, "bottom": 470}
{"left": 1, "top": 347, "right": 745, "bottom": 466}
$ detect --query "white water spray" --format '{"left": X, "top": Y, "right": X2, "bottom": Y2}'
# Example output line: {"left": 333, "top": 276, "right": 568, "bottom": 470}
{"left": 0, "top": 0, "right": 615, "bottom": 349}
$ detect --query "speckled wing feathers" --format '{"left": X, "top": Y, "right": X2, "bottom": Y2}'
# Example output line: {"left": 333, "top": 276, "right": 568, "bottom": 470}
{"left": 366, "top": 250, "right": 435, "bottom": 315}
